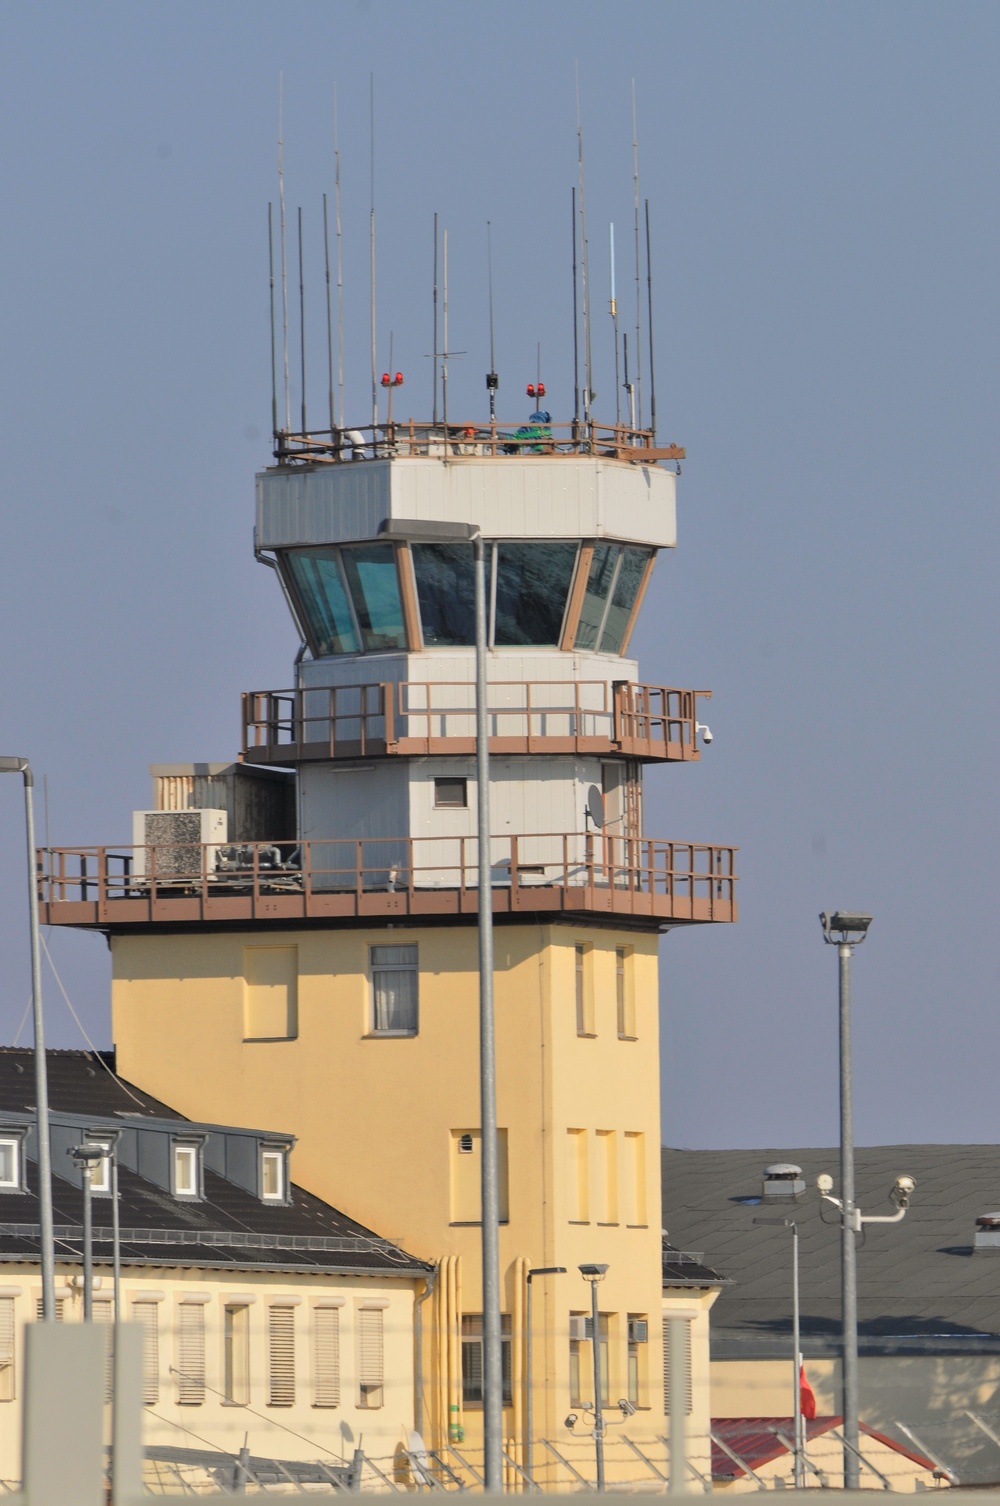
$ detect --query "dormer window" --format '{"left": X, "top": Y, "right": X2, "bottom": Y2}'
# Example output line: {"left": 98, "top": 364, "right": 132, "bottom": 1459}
{"left": 86, "top": 1139, "right": 113, "bottom": 1195}
{"left": 173, "top": 1142, "right": 202, "bottom": 1199}
{"left": 260, "top": 1148, "right": 287, "bottom": 1202}
{"left": 0, "top": 1138, "right": 21, "bottom": 1192}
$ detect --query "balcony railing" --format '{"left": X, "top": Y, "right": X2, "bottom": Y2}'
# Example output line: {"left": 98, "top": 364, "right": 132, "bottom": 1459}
{"left": 271, "top": 418, "right": 685, "bottom": 467}
{"left": 38, "top": 833, "right": 737, "bottom": 929}
{"left": 241, "top": 681, "right": 708, "bottom": 765}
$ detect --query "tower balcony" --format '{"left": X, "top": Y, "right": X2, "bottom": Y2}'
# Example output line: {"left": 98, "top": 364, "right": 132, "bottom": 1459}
{"left": 241, "top": 681, "right": 710, "bottom": 765}
{"left": 38, "top": 833, "right": 737, "bottom": 932}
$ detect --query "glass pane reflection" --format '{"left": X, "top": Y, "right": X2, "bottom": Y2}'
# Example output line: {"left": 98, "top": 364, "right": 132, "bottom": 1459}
{"left": 574, "top": 544, "right": 617, "bottom": 651}
{"left": 494, "top": 542, "right": 577, "bottom": 646}
{"left": 412, "top": 543, "right": 476, "bottom": 646}
{"left": 340, "top": 545, "right": 406, "bottom": 652}
{"left": 284, "top": 549, "right": 359, "bottom": 656}
{"left": 599, "top": 546, "right": 652, "bottom": 653}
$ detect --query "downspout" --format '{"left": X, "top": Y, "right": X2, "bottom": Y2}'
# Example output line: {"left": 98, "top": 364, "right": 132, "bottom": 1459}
{"left": 414, "top": 1262, "right": 439, "bottom": 1440}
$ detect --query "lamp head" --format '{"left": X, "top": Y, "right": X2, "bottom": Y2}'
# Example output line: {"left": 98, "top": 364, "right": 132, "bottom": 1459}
{"left": 0, "top": 757, "right": 29, "bottom": 774}
{"left": 816, "top": 1173, "right": 834, "bottom": 1195}
{"left": 579, "top": 1263, "right": 609, "bottom": 1280}
{"left": 820, "top": 911, "right": 873, "bottom": 945}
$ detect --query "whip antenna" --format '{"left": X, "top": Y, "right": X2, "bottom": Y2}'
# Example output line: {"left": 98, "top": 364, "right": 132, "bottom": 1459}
{"left": 571, "top": 186, "right": 579, "bottom": 428}
{"left": 369, "top": 74, "right": 377, "bottom": 438}
{"left": 645, "top": 198, "right": 657, "bottom": 441}
{"left": 632, "top": 80, "right": 643, "bottom": 429}
{"left": 610, "top": 222, "right": 621, "bottom": 426}
{"left": 334, "top": 89, "right": 344, "bottom": 431}
{"left": 442, "top": 227, "right": 449, "bottom": 436}
{"left": 298, "top": 206, "right": 307, "bottom": 435}
{"left": 278, "top": 74, "right": 290, "bottom": 432}
{"left": 576, "top": 63, "right": 593, "bottom": 423}
{"left": 432, "top": 213, "right": 439, "bottom": 425}
{"left": 268, "top": 203, "right": 278, "bottom": 441}
{"left": 323, "top": 193, "right": 334, "bottom": 438}
{"left": 486, "top": 221, "right": 498, "bottom": 421}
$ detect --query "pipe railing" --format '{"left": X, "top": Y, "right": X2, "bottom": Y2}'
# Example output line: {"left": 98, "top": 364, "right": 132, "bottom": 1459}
{"left": 271, "top": 417, "right": 684, "bottom": 466}
{"left": 241, "top": 681, "right": 707, "bottom": 763}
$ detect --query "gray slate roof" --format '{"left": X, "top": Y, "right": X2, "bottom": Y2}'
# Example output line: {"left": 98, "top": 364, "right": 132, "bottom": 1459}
{"left": 662, "top": 1145, "right": 1000, "bottom": 1357}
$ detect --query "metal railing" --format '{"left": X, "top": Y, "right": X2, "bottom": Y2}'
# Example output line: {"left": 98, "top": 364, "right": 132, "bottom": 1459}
{"left": 39, "top": 832, "right": 737, "bottom": 927}
{"left": 271, "top": 417, "right": 685, "bottom": 467}
{"left": 242, "top": 680, "right": 707, "bottom": 764}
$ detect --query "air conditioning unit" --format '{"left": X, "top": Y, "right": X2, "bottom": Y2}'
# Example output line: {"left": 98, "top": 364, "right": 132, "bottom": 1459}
{"left": 132, "top": 809, "right": 228, "bottom": 882}
{"left": 569, "top": 1316, "right": 590, "bottom": 1342}
{"left": 627, "top": 1318, "right": 648, "bottom": 1344}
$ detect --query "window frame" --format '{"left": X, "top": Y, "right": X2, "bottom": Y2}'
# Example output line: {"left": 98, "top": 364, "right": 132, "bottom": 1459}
{"left": 172, "top": 1140, "right": 203, "bottom": 1200}
{"left": 369, "top": 943, "right": 419, "bottom": 1037}
{"left": 85, "top": 1136, "right": 114, "bottom": 1196}
{"left": 461, "top": 1313, "right": 513, "bottom": 1406}
{"left": 260, "top": 1146, "right": 288, "bottom": 1203}
{"left": 357, "top": 1307, "right": 385, "bottom": 1410}
{"left": 616, "top": 946, "right": 636, "bottom": 1039}
{"left": 433, "top": 776, "right": 468, "bottom": 809}
{"left": 224, "top": 1303, "right": 251, "bottom": 1405}
{"left": 0, "top": 1135, "right": 22, "bottom": 1193}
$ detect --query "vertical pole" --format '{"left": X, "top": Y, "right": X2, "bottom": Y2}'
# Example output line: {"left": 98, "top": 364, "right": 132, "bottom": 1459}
{"left": 475, "top": 534, "right": 503, "bottom": 1493}
{"left": 645, "top": 200, "right": 657, "bottom": 443}
{"left": 840, "top": 941, "right": 860, "bottom": 1489}
{"left": 82, "top": 1164, "right": 93, "bottom": 1321}
{"left": 525, "top": 1276, "right": 534, "bottom": 1487}
{"left": 298, "top": 206, "right": 307, "bottom": 436}
{"left": 589, "top": 1279, "right": 605, "bottom": 1491}
{"left": 571, "top": 187, "right": 579, "bottom": 433}
{"left": 792, "top": 1223, "right": 802, "bottom": 1489}
{"left": 111, "top": 1148, "right": 121, "bottom": 1323}
{"left": 668, "top": 1316, "right": 687, "bottom": 1494}
{"left": 268, "top": 204, "right": 278, "bottom": 442}
{"left": 23, "top": 771, "right": 56, "bottom": 1320}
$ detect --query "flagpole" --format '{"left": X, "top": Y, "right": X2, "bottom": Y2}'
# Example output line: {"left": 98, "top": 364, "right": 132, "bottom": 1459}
{"left": 793, "top": 1220, "right": 802, "bottom": 1488}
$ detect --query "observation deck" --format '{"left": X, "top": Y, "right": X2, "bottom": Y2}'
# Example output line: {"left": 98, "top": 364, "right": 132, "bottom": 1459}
{"left": 241, "top": 681, "right": 710, "bottom": 766}
{"left": 38, "top": 833, "right": 737, "bottom": 934}
{"left": 270, "top": 418, "right": 685, "bottom": 467}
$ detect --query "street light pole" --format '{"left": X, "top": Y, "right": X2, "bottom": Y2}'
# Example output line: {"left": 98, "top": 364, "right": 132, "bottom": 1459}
{"left": 755, "top": 1217, "right": 802, "bottom": 1486}
{"left": 579, "top": 1265, "right": 608, "bottom": 1491}
{"left": 0, "top": 757, "right": 55, "bottom": 1320}
{"left": 525, "top": 1267, "right": 565, "bottom": 1487}
{"left": 70, "top": 1145, "right": 104, "bottom": 1320}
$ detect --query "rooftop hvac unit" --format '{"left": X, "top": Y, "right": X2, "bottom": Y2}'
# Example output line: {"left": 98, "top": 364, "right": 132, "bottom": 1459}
{"left": 132, "top": 809, "right": 228, "bottom": 882}
{"left": 627, "top": 1318, "right": 648, "bottom": 1344}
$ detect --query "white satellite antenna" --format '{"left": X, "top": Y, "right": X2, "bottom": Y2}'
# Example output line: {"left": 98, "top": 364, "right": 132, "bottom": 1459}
{"left": 586, "top": 785, "right": 605, "bottom": 829}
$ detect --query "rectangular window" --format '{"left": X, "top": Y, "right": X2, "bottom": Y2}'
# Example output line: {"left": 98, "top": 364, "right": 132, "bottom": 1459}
{"left": 313, "top": 1308, "right": 341, "bottom": 1407}
{"left": 662, "top": 1316, "right": 693, "bottom": 1416}
{"left": 616, "top": 946, "right": 636, "bottom": 1037}
{"left": 173, "top": 1144, "right": 201, "bottom": 1199}
{"left": 627, "top": 1316, "right": 648, "bottom": 1406}
{"left": 569, "top": 1314, "right": 609, "bottom": 1405}
{"left": 566, "top": 1129, "right": 589, "bottom": 1222}
{"left": 0, "top": 1297, "right": 14, "bottom": 1401}
{"left": 575, "top": 944, "right": 594, "bottom": 1035}
{"left": 433, "top": 776, "right": 468, "bottom": 809}
{"left": 244, "top": 947, "right": 298, "bottom": 1040}
{"left": 224, "top": 1304, "right": 250, "bottom": 1405}
{"left": 450, "top": 1129, "right": 509, "bottom": 1223}
{"left": 261, "top": 1149, "right": 286, "bottom": 1202}
{"left": 358, "top": 1309, "right": 384, "bottom": 1409}
{"left": 594, "top": 1130, "right": 618, "bottom": 1224}
{"left": 623, "top": 1132, "right": 647, "bottom": 1226}
{"left": 132, "top": 1301, "right": 160, "bottom": 1404}
{"left": 569, "top": 1315, "right": 583, "bottom": 1406}
{"left": 268, "top": 1306, "right": 296, "bottom": 1406}
{"left": 35, "top": 1298, "right": 64, "bottom": 1321}
{"left": 371, "top": 944, "right": 418, "bottom": 1035}
{"left": 176, "top": 1304, "right": 206, "bottom": 1404}
{"left": 86, "top": 1139, "right": 112, "bottom": 1196}
{"left": 0, "top": 1140, "right": 20, "bottom": 1191}
{"left": 461, "top": 1314, "right": 513, "bottom": 1404}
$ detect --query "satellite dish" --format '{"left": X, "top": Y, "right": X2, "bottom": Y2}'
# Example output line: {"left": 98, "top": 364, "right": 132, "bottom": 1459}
{"left": 586, "top": 785, "right": 605, "bottom": 829}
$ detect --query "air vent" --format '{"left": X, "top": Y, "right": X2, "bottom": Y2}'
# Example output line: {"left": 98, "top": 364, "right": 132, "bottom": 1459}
{"left": 975, "top": 1214, "right": 1000, "bottom": 1251}
{"left": 762, "top": 1162, "right": 806, "bottom": 1201}
{"left": 132, "top": 809, "right": 228, "bottom": 881}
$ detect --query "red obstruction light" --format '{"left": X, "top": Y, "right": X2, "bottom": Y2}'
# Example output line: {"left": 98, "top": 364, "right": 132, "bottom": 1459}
{"left": 527, "top": 383, "right": 536, "bottom": 397}
{"left": 536, "top": 381, "right": 546, "bottom": 397}
{"left": 395, "top": 372, "right": 404, "bottom": 385}
{"left": 381, "top": 372, "right": 391, "bottom": 387}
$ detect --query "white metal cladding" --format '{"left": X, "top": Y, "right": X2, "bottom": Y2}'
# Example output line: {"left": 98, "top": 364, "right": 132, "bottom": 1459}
{"left": 256, "top": 457, "right": 676, "bottom": 549}
{"left": 299, "top": 761, "right": 408, "bottom": 843}
{"left": 297, "top": 648, "right": 639, "bottom": 692}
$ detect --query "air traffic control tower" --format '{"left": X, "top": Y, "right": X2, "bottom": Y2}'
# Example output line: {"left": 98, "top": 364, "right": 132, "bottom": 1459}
{"left": 42, "top": 410, "right": 737, "bottom": 1468}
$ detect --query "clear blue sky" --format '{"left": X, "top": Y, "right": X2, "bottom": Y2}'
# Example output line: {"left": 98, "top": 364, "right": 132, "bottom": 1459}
{"left": 1, "top": 1, "right": 997, "bottom": 1149}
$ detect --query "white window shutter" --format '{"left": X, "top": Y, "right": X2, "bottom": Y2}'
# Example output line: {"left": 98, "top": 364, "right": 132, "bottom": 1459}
{"left": 358, "top": 1309, "right": 384, "bottom": 1408}
{"left": 313, "top": 1308, "right": 341, "bottom": 1408}
{"left": 0, "top": 1297, "right": 14, "bottom": 1402}
{"left": 133, "top": 1302, "right": 160, "bottom": 1404}
{"left": 268, "top": 1306, "right": 296, "bottom": 1406}
{"left": 177, "top": 1304, "right": 206, "bottom": 1404}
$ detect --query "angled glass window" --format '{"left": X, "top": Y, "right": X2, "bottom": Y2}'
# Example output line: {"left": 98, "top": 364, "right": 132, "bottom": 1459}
{"left": 493, "top": 542, "right": 577, "bottom": 646}
{"left": 574, "top": 544, "right": 618, "bottom": 650}
{"left": 411, "top": 542, "right": 476, "bottom": 646}
{"left": 600, "top": 546, "right": 653, "bottom": 653}
{"left": 284, "top": 549, "right": 359, "bottom": 656}
{"left": 340, "top": 544, "right": 406, "bottom": 652}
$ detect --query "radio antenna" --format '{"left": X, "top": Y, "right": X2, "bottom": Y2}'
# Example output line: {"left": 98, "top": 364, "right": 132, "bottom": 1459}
{"left": 268, "top": 203, "right": 278, "bottom": 440}
{"left": 623, "top": 331, "right": 635, "bottom": 429}
{"left": 576, "top": 63, "right": 593, "bottom": 423}
{"left": 334, "top": 88, "right": 344, "bottom": 432}
{"left": 486, "top": 221, "right": 498, "bottom": 421}
{"left": 645, "top": 198, "right": 657, "bottom": 441}
{"left": 432, "top": 213, "right": 439, "bottom": 425}
{"left": 632, "top": 80, "right": 643, "bottom": 430}
{"left": 571, "top": 186, "right": 579, "bottom": 428}
{"left": 369, "top": 74, "right": 377, "bottom": 438}
{"left": 610, "top": 222, "right": 621, "bottom": 426}
{"left": 298, "top": 206, "right": 307, "bottom": 435}
{"left": 278, "top": 74, "right": 290, "bottom": 432}
{"left": 323, "top": 193, "right": 334, "bottom": 438}
{"left": 442, "top": 227, "right": 449, "bottom": 436}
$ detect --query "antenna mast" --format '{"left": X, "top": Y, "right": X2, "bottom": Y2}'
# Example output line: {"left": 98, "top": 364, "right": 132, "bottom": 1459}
{"left": 486, "top": 221, "right": 498, "bottom": 422}
{"left": 268, "top": 204, "right": 278, "bottom": 441}
{"left": 442, "top": 227, "right": 449, "bottom": 437}
{"left": 576, "top": 65, "right": 593, "bottom": 424}
{"left": 278, "top": 74, "right": 290, "bottom": 432}
{"left": 369, "top": 75, "right": 377, "bottom": 440}
{"left": 298, "top": 206, "right": 307, "bottom": 436}
{"left": 632, "top": 80, "right": 643, "bottom": 430}
{"left": 571, "top": 186, "right": 579, "bottom": 429}
{"left": 645, "top": 198, "right": 657, "bottom": 442}
{"left": 610, "top": 223, "right": 621, "bottom": 427}
{"left": 432, "top": 213, "right": 439, "bottom": 426}
{"left": 334, "top": 89, "right": 344, "bottom": 432}
{"left": 323, "top": 193, "right": 335, "bottom": 438}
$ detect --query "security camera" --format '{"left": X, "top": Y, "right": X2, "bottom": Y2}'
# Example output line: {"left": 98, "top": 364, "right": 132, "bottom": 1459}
{"left": 696, "top": 722, "right": 713, "bottom": 745}
{"left": 892, "top": 1174, "right": 916, "bottom": 1206}
{"left": 565, "top": 1413, "right": 578, "bottom": 1429}
{"left": 817, "top": 1173, "right": 834, "bottom": 1194}
{"left": 618, "top": 1398, "right": 637, "bottom": 1417}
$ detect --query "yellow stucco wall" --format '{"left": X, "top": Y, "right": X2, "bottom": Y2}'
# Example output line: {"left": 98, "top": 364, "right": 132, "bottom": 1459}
{"left": 110, "top": 921, "right": 683, "bottom": 1467}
